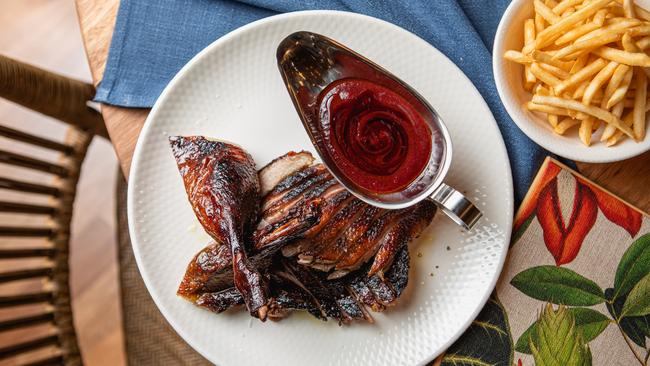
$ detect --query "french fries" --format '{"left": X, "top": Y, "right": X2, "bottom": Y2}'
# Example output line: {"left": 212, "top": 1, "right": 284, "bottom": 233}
{"left": 525, "top": 101, "right": 572, "bottom": 115}
{"left": 531, "top": 95, "right": 635, "bottom": 137}
{"left": 524, "top": 19, "right": 537, "bottom": 86}
{"left": 593, "top": 46, "right": 650, "bottom": 66}
{"left": 528, "top": 0, "right": 612, "bottom": 51}
{"left": 583, "top": 61, "right": 619, "bottom": 104}
{"left": 579, "top": 117, "right": 595, "bottom": 145}
{"left": 504, "top": 0, "right": 650, "bottom": 146}
{"left": 535, "top": 0, "right": 561, "bottom": 24}
{"left": 555, "top": 58, "right": 607, "bottom": 94}
{"left": 624, "top": 0, "right": 636, "bottom": 18}
{"left": 606, "top": 67, "right": 634, "bottom": 108}
{"left": 532, "top": 50, "right": 574, "bottom": 70}
{"left": 554, "top": 0, "right": 584, "bottom": 14}
{"left": 633, "top": 66, "right": 647, "bottom": 139}
{"left": 531, "top": 62, "right": 563, "bottom": 86}
{"left": 601, "top": 64, "right": 631, "bottom": 108}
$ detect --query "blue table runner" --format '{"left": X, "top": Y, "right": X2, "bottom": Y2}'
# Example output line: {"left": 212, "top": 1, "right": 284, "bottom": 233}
{"left": 96, "top": 0, "right": 556, "bottom": 203}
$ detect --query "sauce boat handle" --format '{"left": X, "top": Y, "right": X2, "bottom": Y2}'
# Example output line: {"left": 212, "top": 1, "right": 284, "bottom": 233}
{"left": 428, "top": 183, "right": 482, "bottom": 230}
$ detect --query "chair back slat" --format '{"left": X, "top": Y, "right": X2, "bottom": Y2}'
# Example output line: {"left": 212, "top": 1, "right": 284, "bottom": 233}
{"left": 0, "top": 125, "right": 74, "bottom": 154}
{"left": 22, "top": 354, "right": 64, "bottom": 366}
{"left": 0, "top": 54, "right": 108, "bottom": 138}
{"left": 0, "top": 334, "right": 59, "bottom": 360}
{"left": 0, "top": 267, "right": 53, "bottom": 283}
{"left": 0, "top": 227, "right": 55, "bottom": 237}
{"left": 0, "top": 248, "right": 56, "bottom": 259}
{"left": 0, "top": 150, "right": 69, "bottom": 177}
{"left": 0, "top": 201, "right": 57, "bottom": 215}
{"left": 0, "top": 177, "right": 61, "bottom": 197}
{"left": 0, "top": 311, "right": 54, "bottom": 332}
{"left": 0, "top": 292, "right": 53, "bottom": 308}
{"left": 0, "top": 52, "right": 109, "bottom": 366}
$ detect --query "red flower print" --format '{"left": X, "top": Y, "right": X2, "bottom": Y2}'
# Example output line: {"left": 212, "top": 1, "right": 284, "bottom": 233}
{"left": 515, "top": 158, "right": 643, "bottom": 265}
{"left": 577, "top": 178, "right": 642, "bottom": 238}
{"left": 536, "top": 178, "right": 598, "bottom": 266}
{"left": 514, "top": 162, "right": 562, "bottom": 232}
{"left": 518, "top": 359, "right": 523, "bottom": 366}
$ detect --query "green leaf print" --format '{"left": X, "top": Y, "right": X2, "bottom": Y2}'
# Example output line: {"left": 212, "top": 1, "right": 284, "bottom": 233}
{"left": 511, "top": 214, "right": 534, "bottom": 247}
{"left": 515, "top": 307, "right": 610, "bottom": 354}
{"left": 530, "top": 304, "right": 592, "bottom": 366}
{"left": 614, "top": 233, "right": 650, "bottom": 300}
{"left": 605, "top": 288, "right": 650, "bottom": 348}
{"left": 441, "top": 293, "right": 513, "bottom": 366}
{"left": 621, "top": 272, "right": 650, "bottom": 318}
{"left": 511, "top": 266, "right": 605, "bottom": 306}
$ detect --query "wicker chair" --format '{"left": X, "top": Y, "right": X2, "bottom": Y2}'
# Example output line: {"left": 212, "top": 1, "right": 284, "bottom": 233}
{"left": 0, "top": 53, "right": 106, "bottom": 365}
{"left": 0, "top": 54, "right": 210, "bottom": 366}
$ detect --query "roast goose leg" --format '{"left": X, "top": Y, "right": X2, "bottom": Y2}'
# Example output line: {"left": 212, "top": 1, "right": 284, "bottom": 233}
{"left": 177, "top": 151, "right": 324, "bottom": 300}
{"left": 170, "top": 136, "right": 269, "bottom": 319}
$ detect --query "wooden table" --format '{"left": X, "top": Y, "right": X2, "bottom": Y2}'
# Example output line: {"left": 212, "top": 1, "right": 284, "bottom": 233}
{"left": 74, "top": 0, "right": 650, "bottom": 213}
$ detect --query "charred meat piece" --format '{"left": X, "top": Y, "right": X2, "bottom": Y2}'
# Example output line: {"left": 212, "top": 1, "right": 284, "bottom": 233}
{"left": 368, "top": 201, "right": 435, "bottom": 276}
{"left": 253, "top": 156, "right": 436, "bottom": 277}
{"left": 196, "top": 288, "right": 244, "bottom": 313}
{"left": 267, "top": 272, "right": 327, "bottom": 321}
{"left": 258, "top": 151, "right": 314, "bottom": 196}
{"left": 296, "top": 200, "right": 435, "bottom": 278}
{"left": 177, "top": 242, "right": 276, "bottom": 299}
{"left": 177, "top": 242, "right": 233, "bottom": 298}
{"left": 252, "top": 197, "right": 323, "bottom": 251}
{"left": 175, "top": 148, "right": 434, "bottom": 323}
{"left": 170, "top": 136, "right": 268, "bottom": 319}
{"left": 282, "top": 196, "right": 363, "bottom": 258}
{"left": 177, "top": 150, "right": 323, "bottom": 304}
{"left": 298, "top": 204, "right": 382, "bottom": 273}
{"left": 191, "top": 246, "right": 411, "bottom": 323}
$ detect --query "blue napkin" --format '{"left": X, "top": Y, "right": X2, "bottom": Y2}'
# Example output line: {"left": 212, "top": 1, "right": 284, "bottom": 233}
{"left": 96, "top": 0, "right": 552, "bottom": 204}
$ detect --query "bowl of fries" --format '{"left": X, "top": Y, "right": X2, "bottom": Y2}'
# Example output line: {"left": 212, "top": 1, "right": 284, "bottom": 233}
{"left": 493, "top": 0, "right": 650, "bottom": 162}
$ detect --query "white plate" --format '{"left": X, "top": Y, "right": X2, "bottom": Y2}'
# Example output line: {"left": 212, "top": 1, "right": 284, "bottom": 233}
{"left": 128, "top": 10, "right": 513, "bottom": 366}
{"left": 493, "top": 0, "right": 650, "bottom": 163}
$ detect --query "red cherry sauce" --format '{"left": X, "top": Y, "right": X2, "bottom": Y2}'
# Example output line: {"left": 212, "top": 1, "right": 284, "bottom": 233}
{"left": 318, "top": 78, "right": 432, "bottom": 193}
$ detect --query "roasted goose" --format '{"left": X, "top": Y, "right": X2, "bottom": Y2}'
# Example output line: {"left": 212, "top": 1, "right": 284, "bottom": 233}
{"left": 176, "top": 151, "right": 323, "bottom": 299}
{"left": 182, "top": 245, "right": 411, "bottom": 323}
{"left": 254, "top": 154, "right": 436, "bottom": 279}
{"left": 170, "top": 136, "right": 268, "bottom": 319}
{"left": 172, "top": 141, "right": 436, "bottom": 323}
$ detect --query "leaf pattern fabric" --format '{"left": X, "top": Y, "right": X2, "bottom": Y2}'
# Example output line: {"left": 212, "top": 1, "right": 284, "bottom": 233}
{"left": 530, "top": 305, "right": 592, "bottom": 366}
{"left": 440, "top": 294, "right": 513, "bottom": 366}
{"left": 515, "top": 308, "right": 609, "bottom": 354}
{"left": 510, "top": 266, "right": 605, "bottom": 306}
{"left": 436, "top": 158, "right": 650, "bottom": 366}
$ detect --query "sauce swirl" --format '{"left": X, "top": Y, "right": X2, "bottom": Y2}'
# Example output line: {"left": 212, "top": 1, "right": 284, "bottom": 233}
{"left": 318, "top": 78, "right": 432, "bottom": 193}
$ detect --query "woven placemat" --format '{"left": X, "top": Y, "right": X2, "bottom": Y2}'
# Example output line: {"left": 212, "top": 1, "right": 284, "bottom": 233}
{"left": 116, "top": 173, "right": 211, "bottom": 365}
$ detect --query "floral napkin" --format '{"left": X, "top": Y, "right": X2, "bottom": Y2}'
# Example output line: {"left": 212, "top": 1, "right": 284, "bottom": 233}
{"left": 435, "top": 157, "right": 650, "bottom": 366}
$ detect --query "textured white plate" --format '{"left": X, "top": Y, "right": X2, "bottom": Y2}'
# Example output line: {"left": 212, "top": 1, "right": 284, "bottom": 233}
{"left": 493, "top": 0, "right": 650, "bottom": 163}
{"left": 128, "top": 10, "right": 513, "bottom": 366}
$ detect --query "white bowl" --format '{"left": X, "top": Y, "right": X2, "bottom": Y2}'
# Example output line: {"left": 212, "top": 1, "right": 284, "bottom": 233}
{"left": 493, "top": 0, "right": 650, "bottom": 163}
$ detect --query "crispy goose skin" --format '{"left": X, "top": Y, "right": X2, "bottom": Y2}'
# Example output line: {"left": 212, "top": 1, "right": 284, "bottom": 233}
{"left": 253, "top": 157, "right": 436, "bottom": 278}
{"left": 177, "top": 242, "right": 276, "bottom": 299}
{"left": 170, "top": 136, "right": 268, "bottom": 319}
{"left": 175, "top": 149, "right": 435, "bottom": 323}
{"left": 178, "top": 150, "right": 323, "bottom": 301}
{"left": 368, "top": 202, "right": 435, "bottom": 276}
{"left": 258, "top": 151, "right": 314, "bottom": 196}
{"left": 294, "top": 199, "right": 435, "bottom": 278}
{"left": 177, "top": 242, "right": 233, "bottom": 298}
{"left": 193, "top": 246, "right": 411, "bottom": 323}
